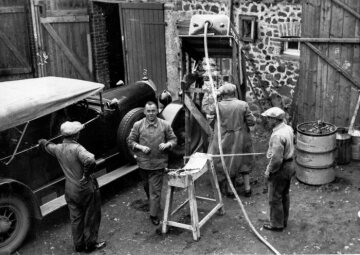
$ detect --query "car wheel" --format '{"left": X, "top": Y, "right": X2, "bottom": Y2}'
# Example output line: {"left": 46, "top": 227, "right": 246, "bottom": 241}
{"left": 0, "top": 195, "right": 31, "bottom": 254}
{"left": 117, "top": 107, "right": 145, "bottom": 162}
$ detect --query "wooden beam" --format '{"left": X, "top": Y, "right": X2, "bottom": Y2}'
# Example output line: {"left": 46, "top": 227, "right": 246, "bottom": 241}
{"left": 40, "top": 15, "right": 89, "bottom": 24}
{"left": 184, "top": 94, "right": 213, "bottom": 135}
{"left": 331, "top": 0, "right": 360, "bottom": 20}
{"left": 0, "top": 6, "right": 24, "bottom": 13}
{"left": 305, "top": 42, "right": 360, "bottom": 90}
{"left": 0, "top": 30, "right": 30, "bottom": 68}
{"left": 272, "top": 37, "right": 360, "bottom": 43}
{"left": 42, "top": 23, "right": 92, "bottom": 80}
{"left": 186, "top": 88, "right": 203, "bottom": 94}
{"left": 46, "top": 9, "right": 88, "bottom": 17}
{"left": 0, "top": 67, "right": 32, "bottom": 75}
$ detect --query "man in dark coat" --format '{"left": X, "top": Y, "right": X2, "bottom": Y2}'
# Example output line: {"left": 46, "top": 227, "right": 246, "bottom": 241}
{"left": 208, "top": 83, "right": 256, "bottom": 197}
{"left": 39, "top": 121, "right": 106, "bottom": 252}
{"left": 128, "top": 101, "right": 177, "bottom": 225}
{"left": 261, "top": 107, "right": 295, "bottom": 231}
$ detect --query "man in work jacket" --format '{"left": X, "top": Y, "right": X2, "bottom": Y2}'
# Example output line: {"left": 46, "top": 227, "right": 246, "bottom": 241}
{"left": 39, "top": 121, "right": 106, "bottom": 252}
{"left": 128, "top": 101, "right": 177, "bottom": 226}
{"left": 208, "top": 82, "right": 256, "bottom": 197}
{"left": 261, "top": 107, "right": 295, "bottom": 231}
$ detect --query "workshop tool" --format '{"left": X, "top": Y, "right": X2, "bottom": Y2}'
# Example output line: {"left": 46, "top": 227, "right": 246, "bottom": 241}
{"left": 162, "top": 152, "right": 224, "bottom": 240}
{"left": 203, "top": 21, "right": 281, "bottom": 255}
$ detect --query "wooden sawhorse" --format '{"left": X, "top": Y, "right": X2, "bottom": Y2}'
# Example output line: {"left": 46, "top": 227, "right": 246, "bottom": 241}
{"left": 161, "top": 152, "right": 224, "bottom": 241}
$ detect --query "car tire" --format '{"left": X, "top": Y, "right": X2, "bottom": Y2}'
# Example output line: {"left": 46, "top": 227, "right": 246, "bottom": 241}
{"left": 0, "top": 195, "right": 31, "bottom": 254}
{"left": 117, "top": 107, "right": 145, "bottom": 162}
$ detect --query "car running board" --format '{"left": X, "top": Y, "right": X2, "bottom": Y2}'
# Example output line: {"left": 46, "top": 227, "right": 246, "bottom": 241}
{"left": 40, "top": 164, "right": 138, "bottom": 217}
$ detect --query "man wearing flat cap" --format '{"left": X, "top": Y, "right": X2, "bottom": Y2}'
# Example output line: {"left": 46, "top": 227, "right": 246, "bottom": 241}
{"left": 261, "top": 107, "right": 295, "bottom": 232}
{"left": 208, "top": 82, "right": 256, "bottom": 197}
{"left": 38, "top": 121, "right": 106, "bottom": 252}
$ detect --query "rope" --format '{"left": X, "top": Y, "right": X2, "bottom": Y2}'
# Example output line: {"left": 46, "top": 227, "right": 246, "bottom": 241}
{"left": 203, "top": 22, "right": 281, "bottom": 255}
{"left": 184, "top": 152, "right": 266, "bottom": 159}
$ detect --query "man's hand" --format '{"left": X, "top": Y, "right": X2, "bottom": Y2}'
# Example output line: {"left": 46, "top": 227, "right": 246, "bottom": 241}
{"left": 38, "top": 139, "right": 48, "bottom": 149}
{"left": 138, "top": 144, "right": 151, "bottom": 154}
{"left": 159, "top": 142, "right": 171, "bottom": 151}
{"left": 80, "top": 175, "right": 89, "bottom": 185}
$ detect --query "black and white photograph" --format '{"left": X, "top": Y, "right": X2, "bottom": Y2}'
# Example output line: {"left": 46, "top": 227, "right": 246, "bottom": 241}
{"left": 0, "top": 0, "right": 359, "bottom": 254}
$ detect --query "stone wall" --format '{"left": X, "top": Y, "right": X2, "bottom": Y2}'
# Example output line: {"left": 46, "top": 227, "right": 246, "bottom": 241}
{"left": 233, "top": 0, "right": 301, "bottom": 112}
{"left": 165, "top": 0, "right": 302, "bottom": 113}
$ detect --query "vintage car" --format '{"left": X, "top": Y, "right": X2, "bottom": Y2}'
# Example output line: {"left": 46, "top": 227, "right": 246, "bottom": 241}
{"left": 0, "top": 76, "right": 201, "bottom": 253}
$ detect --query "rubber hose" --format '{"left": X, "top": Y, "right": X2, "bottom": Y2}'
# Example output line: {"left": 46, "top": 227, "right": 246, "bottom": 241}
{"left": 203, "top": 21, "right": 281, "bottom": 255}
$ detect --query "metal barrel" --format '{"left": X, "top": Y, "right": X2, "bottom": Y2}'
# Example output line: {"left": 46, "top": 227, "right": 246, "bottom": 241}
{"left": 295, "top": 121, "right": 337, "bottom": 185}
{"left": 351, "top": 135, "right": 360, "bottom": 160}
{"left": 335, "top": 128, "right": 351, "bottom": 165}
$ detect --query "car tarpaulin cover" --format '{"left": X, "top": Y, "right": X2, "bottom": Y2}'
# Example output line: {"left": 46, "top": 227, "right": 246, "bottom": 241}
{"left": 0, "top": 77, "right": 104, "bottom": 132}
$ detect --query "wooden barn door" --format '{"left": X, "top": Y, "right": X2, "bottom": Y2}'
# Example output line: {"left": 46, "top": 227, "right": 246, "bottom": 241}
{"left": 0, "top": 0, "right": 34, "bottom": 81}
{"left": 297, "top": 0, "right": 360, "bottom": 127}
{"left": 31, "top": 0, "right": 93, "bottom": 80}
{"left": 119, "top": 3, "right": 167, "bottom": 92}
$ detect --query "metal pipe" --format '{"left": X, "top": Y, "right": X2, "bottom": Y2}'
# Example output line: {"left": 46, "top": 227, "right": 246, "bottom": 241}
{"left": 0, "top": 115, "right": 101, "bottom": 163}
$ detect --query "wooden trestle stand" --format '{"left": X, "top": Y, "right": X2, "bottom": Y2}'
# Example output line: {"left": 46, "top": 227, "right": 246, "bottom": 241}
{"left": 161, "top": 152, "right": 224, "bottom": 240}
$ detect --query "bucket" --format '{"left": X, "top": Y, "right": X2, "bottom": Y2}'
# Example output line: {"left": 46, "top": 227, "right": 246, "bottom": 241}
{"left": 336, "top": 127, "right": 351, "bottom": 164}
{"left": 296, "top": 121, "right": 337, "bottom": 185}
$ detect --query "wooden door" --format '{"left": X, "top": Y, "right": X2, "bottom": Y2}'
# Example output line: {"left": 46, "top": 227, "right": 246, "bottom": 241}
{"left": 119, "top": 3, "right": 167, "bottom": 92}
{"left": 0, "top": 0, "right": 34, "bottom": 81}
{"left": 32, "top": 0, "right": 93, "bottom": 80}
{"left": 296, "top": 0, "right": 360, "bottom": 127}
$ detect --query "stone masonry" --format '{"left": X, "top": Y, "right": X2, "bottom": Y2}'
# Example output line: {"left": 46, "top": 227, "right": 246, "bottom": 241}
{"left": 165, "top": 0, "right": 302, "bottom": 114}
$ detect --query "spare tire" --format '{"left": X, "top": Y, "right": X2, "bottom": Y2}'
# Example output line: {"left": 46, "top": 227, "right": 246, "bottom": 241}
{"left": 159, "top": 102, "right": 203, "bottom": 157}
{"left": 117, "top": 107, "right": 145, "bottom": 162}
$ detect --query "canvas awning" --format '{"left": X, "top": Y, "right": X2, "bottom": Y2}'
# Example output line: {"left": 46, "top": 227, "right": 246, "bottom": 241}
{"left": 0, "top": 77, "right": 104, "bottom": 132}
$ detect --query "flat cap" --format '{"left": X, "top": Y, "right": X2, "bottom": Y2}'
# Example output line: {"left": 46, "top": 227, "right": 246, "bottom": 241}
{"left": 60, "top": 121, "right": 84, "bottom": 136}
{"left": 219, "top": 82, "right": 236, "bottom": 95}
{"left": 261, "top": 107, "right": 285, "bottom": 120}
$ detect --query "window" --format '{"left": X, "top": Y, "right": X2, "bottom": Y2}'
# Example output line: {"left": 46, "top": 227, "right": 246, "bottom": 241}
{"left": 283, "top": 37, "right": 300, "bottom": 56}
{"left": 239, "top": 15, "right": 257, "bottom": 42}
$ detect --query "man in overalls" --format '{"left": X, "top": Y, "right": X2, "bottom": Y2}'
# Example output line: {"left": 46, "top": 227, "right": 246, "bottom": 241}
{"left": 128, "top": 101, "right": 177, "bottom": 225}
{"left": 39, "top": 121, "right": 105, "bottom": 252}
{"left": 261, "top": 107, "right": 295, "bottom": 231}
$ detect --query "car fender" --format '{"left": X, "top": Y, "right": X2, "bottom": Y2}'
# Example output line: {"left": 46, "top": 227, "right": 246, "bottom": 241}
{"left": 0, "top": 178, "right": 42, "bottom": 220}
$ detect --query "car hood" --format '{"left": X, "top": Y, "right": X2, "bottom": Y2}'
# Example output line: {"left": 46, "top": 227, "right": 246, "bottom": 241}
{"left": 0, "top": 77, "right": 104, "bottom": 132}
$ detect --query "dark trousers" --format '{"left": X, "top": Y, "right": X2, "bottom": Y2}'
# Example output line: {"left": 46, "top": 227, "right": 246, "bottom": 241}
{"left": 139, "top": 169, "right": 164, "bottom": 217}
{"left": 65, "top": 179, "right": 101, "bottom": 250}
{"left": 268, "top": 160, "right": 295, "bottom": 228}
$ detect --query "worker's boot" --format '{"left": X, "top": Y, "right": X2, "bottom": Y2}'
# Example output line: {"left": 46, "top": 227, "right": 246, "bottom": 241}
{"left": 220, "top": 180, "right": 234, "bottom": 198}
